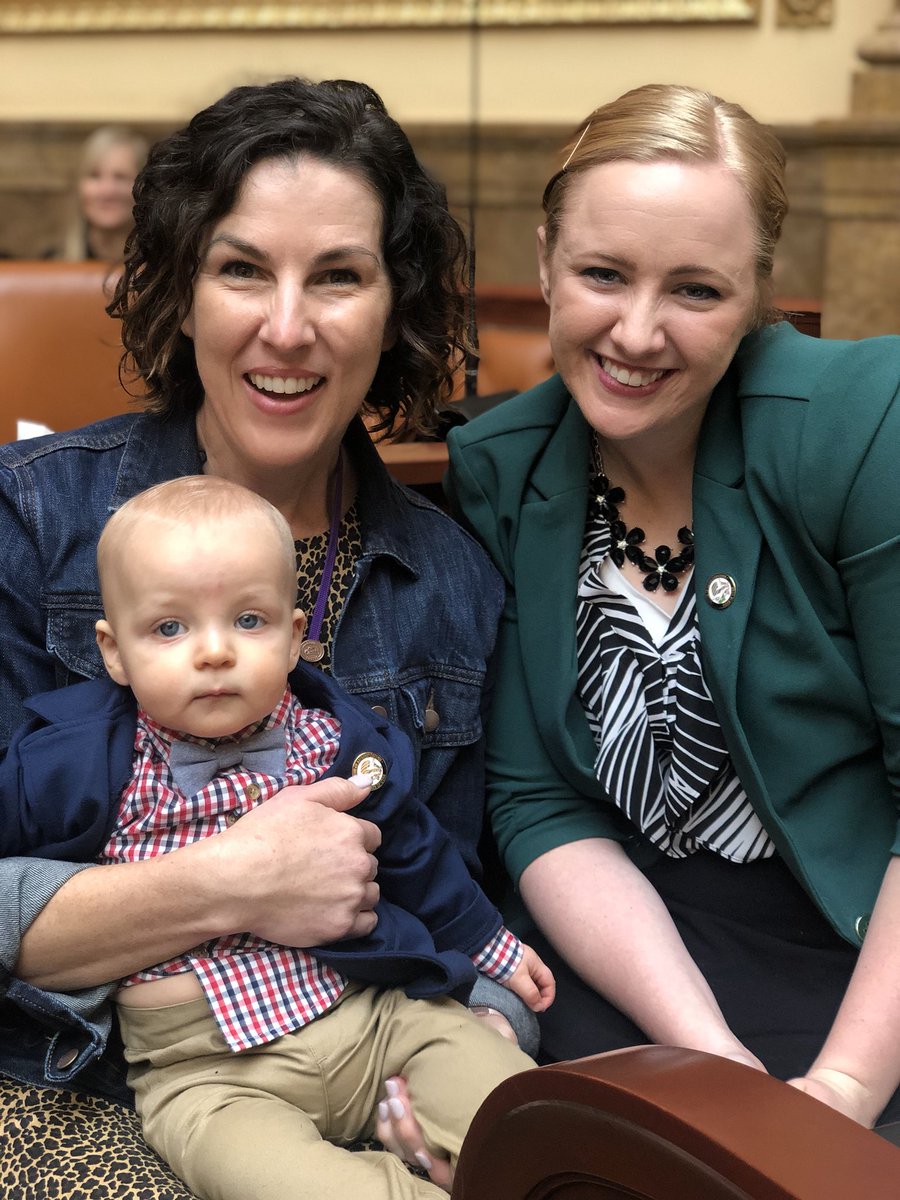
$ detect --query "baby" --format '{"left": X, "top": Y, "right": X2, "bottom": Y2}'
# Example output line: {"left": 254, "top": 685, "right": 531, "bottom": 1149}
{"left": 0, "top": 476, "right": 553, "bottom": 1200}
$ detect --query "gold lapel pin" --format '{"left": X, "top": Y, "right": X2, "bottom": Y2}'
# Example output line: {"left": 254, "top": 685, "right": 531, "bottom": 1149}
{"left": 352, "top": 752, "right": 387, "bottom": 790}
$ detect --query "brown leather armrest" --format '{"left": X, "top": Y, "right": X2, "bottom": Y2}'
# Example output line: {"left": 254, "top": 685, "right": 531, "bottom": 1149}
{"left": 452, "top": 1046, "right": 900, "bottom": 1199}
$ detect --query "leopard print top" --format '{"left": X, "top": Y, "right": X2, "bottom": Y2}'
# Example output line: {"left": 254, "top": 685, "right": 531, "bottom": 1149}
{"left": 294, "top": 502, "right": 362, "bottom": 672}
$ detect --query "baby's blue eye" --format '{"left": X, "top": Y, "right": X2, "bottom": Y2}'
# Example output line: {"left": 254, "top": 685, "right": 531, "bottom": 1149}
{"left": 156, "top": 620, "right": 183, "bottom": 638}
{"left": 236, "top": 612, "right": 264, "bottom": 630}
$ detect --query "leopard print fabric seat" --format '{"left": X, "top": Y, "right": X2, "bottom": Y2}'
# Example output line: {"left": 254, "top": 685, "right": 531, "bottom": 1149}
{"left": 0, "top": 1078, "right": 195, "bottom": 1199}
{"left": 0, "top": 1078, "right": 399, "bottom": 1197}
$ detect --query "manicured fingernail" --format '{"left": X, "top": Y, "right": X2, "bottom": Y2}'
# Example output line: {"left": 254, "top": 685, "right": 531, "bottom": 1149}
{"left": 385, "top": 1079, "right": 400, "bottom": 1098}
{"left": 388, "top": 1097, "right": 405, "bottom": 1120}
{"left": 350, "top": 772, "right": 373, "bottom": 788}
{"left": 415, "top": 1152, "right": 434, "bottom": 1170}
{"left": 377, "top": 1101, "right": 389, "bottom": 1122}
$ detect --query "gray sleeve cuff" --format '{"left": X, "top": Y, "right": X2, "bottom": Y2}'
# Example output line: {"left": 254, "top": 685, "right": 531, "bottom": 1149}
{"left": 0, "top": 857, "right": 96, "bottom": 974}
{"left": 468, "top": 974, "right": 540, "bottom": 1058}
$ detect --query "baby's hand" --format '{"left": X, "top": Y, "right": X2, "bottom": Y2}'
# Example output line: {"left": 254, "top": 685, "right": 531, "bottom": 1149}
{"left": 503, "top": 943, "right": 555, "bottom": 1013}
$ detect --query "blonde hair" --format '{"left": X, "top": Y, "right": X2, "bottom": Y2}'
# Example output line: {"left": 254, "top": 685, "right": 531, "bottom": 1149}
{"left": 542, "top": 84, "right": 788, "bottom": 328}
{"left": 61, "top": 125, "right": 148, "bottom": 262}
{"left": 97, "top": 476, "right": 296, "bottom": 608}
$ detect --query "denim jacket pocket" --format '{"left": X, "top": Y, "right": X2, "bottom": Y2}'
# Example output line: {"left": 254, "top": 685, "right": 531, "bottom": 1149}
{"left": 402, "top": 672, "right": 489, "bottom": 865}
{"left": 44, "top": 591, "right": 105, "bottom": 687}
{"left": 399, "top": 672, "right": 485, "bottom": 751}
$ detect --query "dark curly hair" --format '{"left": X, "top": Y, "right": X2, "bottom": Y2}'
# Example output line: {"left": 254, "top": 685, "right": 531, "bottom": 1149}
{"left": 109, "top": 77, "right": 468, "bottom": 435}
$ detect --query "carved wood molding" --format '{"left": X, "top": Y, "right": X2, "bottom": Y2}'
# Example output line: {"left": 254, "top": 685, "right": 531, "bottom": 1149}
{"left": 776, "top": 0, "right": 833, "bottom": 28}
{"left": 0, "top": 1, "right": 760, "bottom": 34}
{"left": 857, "top": 0, "right": 900, "bottom": 65}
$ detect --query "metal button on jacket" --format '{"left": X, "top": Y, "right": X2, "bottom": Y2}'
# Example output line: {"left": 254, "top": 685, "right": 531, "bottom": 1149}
{"left": 705, "top": 574, "right": 737, "bottom": 609}
{"left": 424, "top": 689, "right": 440, "bottom": 733}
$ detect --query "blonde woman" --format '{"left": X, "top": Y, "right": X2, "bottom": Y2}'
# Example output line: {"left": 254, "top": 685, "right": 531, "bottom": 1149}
{"left": 449, "top": 83, "right": 900, "bottom": 1132}
{"left": 58, "top": 125, "right": 148, "bottom": 262}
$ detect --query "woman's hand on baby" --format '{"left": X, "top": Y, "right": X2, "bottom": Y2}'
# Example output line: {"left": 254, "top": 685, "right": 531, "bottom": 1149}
{"left": 210, "top": 776, "right": 381, "bottom": 946}
{"left": 504, "top": 943, "right": 556, "bottom": 1012}
{"left": 375, "top": 1076, "right": 453, "bottom": 1192}
{"left": 787, "top": 1067, "right": 879, "bottom": 1127}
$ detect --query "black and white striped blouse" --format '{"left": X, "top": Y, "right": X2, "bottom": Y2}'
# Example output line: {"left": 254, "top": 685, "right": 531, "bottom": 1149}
{"left": 576, "top": 507, "right": 774, "bottom": 862}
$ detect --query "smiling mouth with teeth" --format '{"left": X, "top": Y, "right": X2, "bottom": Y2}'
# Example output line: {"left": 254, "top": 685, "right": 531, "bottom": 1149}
{"left": 599, "top": 356, "right": 669, "bottom": 389}
{"left": 247, "top": 373, "right": 323, "bottom": 396}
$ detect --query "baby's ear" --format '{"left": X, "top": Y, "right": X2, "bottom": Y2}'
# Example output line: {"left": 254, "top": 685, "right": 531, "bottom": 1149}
{"left": 290, "top": 609, "right": 306, "bottom": 668}
{"left": 95, "top": 619, "right": 129, "bottom": 686}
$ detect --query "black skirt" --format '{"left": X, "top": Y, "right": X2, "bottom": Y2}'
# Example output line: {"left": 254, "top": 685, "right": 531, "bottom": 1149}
{"left": 526, "top": 849, "right": 900, "bottom": 1125}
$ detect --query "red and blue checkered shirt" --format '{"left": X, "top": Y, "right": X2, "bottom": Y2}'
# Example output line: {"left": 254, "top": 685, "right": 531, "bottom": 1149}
{"left": 99, "top": 687, "right": 522, "bottom": 1052}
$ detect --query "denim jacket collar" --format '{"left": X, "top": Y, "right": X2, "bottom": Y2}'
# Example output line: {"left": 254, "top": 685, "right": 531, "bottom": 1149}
{"left": 112, "top": 411, "right": 421, "bottom": 579}
{"left": 109, "top": 410, "right": 203, "bottom": 513}
{"left": 345, "top": 419, "right": 424, "bottom": 580}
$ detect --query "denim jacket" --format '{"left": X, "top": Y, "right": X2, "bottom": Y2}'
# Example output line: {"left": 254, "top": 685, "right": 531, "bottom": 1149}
{"left": 0, "top": 410, "right": 504, "bottom": 1096}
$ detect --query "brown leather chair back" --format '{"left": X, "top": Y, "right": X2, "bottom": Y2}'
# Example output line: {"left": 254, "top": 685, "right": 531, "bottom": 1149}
{"left": 452, "top": 1047, "right": 900, "bottom": 1199}
{"left": 0, "top": 260, "right": 138, "bottom": 446}
{"left": 470, "top": 326, "right": 555, "bottom": 397}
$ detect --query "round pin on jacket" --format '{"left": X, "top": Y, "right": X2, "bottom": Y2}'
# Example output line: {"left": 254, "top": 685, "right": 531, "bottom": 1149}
{"left": 705, "top": 574, "right": 736, "bottom": 609}
{"left": 351, "top": 752, "right": 387, "bottom": 789}
{"left": 299, "top": 639, "right": 326, "bottom": 663}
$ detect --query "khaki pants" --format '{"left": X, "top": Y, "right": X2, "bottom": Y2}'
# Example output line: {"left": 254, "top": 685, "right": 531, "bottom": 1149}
{"left": 118, "top": 983, "right": 533, "bottom": 1200}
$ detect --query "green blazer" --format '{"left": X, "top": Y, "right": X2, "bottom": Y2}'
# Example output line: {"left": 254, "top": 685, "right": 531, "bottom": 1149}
{"left": 447, "top": 321, "right": 900, "bottom": 947}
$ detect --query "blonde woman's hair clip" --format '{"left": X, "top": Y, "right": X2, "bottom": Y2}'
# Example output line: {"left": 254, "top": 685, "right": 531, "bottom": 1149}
{"left": 560, "top": 120, "right": 591, "bottom": 172}
{"left": 542, "top": 121, "right": 592, "bottom": 210}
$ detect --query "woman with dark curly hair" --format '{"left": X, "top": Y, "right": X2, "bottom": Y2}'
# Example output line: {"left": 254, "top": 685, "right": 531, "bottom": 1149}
{"left": 114, "top": 77, "right": 464, "bottom": 436}
{"left": 0, "top": 78, "right": 517, "bottom": 1196}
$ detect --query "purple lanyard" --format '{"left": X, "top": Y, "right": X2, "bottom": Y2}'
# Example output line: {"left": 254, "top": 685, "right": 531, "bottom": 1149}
{"left": 300, "top": 453, "right": 344, "bottom": 659}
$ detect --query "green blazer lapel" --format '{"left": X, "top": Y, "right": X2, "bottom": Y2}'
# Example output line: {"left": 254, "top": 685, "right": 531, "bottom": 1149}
{"left": 513, "top": 401, "right": 607, "bottom": 794}
{"left": 693, "top": 361, "right": 763, "bottom": 725}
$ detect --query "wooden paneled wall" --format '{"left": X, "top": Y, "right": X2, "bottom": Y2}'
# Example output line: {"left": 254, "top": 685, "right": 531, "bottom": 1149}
{"left": 0, "top": 119, "right": 847, "bottom": 312}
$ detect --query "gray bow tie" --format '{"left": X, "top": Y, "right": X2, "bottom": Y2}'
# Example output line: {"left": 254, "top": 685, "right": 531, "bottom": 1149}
{"left": 169, "top": 724, "right": 286, "bottom": 797}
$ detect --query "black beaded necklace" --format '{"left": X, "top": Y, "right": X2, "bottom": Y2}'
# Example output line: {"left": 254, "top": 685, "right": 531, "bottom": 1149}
{"left": 592, "top": 469, "right": 695, "bottom": 594}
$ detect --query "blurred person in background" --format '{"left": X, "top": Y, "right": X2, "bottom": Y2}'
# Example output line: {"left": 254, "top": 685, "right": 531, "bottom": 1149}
{"left": 55, "top": 125, "right": 148, "bottom": 262}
